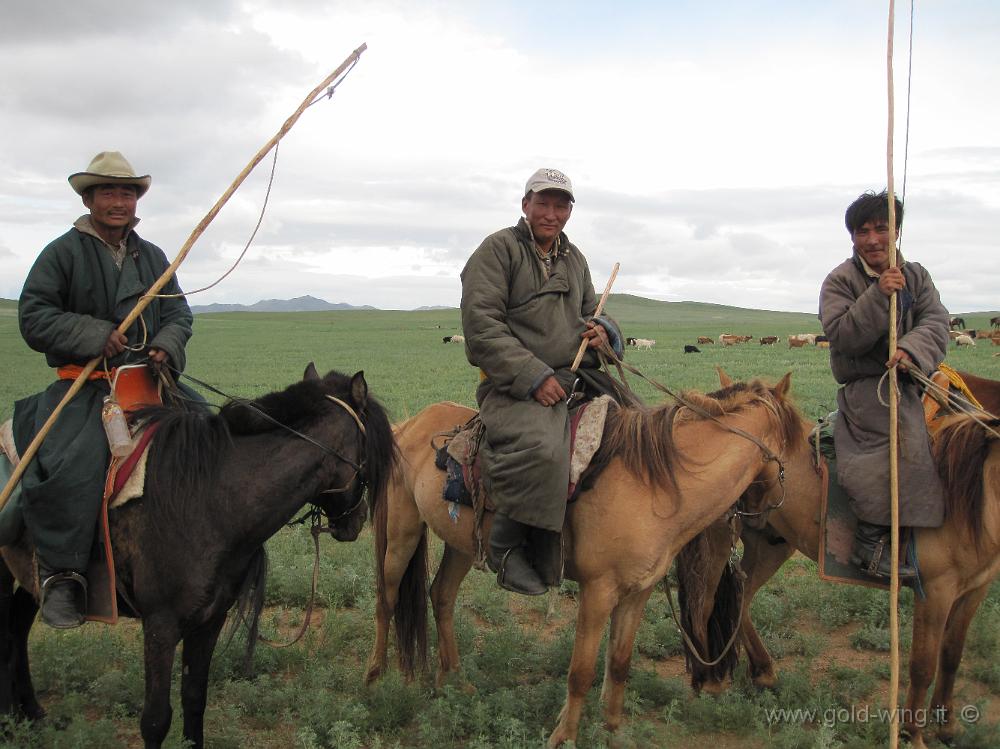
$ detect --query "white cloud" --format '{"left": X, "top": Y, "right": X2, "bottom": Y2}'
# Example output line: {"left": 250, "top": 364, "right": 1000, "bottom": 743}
{"left": 1, "top": 2, "right": 998, "bottom": 315}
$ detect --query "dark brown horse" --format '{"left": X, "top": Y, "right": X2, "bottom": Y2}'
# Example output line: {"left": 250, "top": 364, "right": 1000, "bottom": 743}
{"left": 366, "top": 376, "right": 803, "bottom": 747}
{"left": 0, "top": 364, "right": 396, "bottom": 748}
{"left": 684, "top": 371, "right": 1000, "bottom": 749}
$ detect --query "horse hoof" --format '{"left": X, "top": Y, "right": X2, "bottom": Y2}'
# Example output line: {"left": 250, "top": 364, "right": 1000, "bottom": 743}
{"left": 752, "top": 671, "right": 779, "bottom": 690}
{"left": 699, "top": 679, "right": 727, "bottom": 696}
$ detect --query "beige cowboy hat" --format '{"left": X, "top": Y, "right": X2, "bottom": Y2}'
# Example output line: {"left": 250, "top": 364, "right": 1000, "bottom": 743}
{"left": 68, "top": 151, "right": 151, "bottom": 197}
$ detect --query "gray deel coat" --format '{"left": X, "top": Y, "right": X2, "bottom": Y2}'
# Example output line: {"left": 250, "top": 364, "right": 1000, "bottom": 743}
{"left": 460, "top": 218, "right": 622, "bottom": 531}
{"left": 819, "top": 253, "right": 949, "bottom": 527}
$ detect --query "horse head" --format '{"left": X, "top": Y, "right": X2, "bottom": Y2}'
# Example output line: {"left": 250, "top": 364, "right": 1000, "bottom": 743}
{"left": 711, "top": 368, "right": 803, "bottom": 526}
{"left": 305, "top": 364, "right": 397, "bottom": 542}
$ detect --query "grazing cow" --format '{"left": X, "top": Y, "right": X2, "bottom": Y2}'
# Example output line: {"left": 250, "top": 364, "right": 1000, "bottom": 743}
{"left": 992, "top": 316, "right": 1000, "bottom": 330}
{"left": 975, "top": 329, "right": 993, "bottom": 340}
{"left": 788, "top": 336, "right": 809, "bottom": 348}
{"left": 684, "top": 345, "right": 701, "bottom": 354}
{"left": 738, "top": 335, "right": 753, "bottom": 343}
{"left": 634, "top": 338, "right": 655, "bottom": 350}
{"left": 788, "top": 333, "right": 817, "bottom": 346}
{"left": 719, "top": 334, "right": 740, "bottom": 347}
{"left": 955, "top": 334, "right": 975, "bottom": 347}
{"left": 443, "top": 334, "right": 465, "bottom": 344}
{"left": 949, "top": 316, "right": 966, "bottom": 330}
{"left": 759, "top": 336, "right": 779, "bottom": 345}
{"left": 697, "top": 336, "right": 714, "bottom": 345}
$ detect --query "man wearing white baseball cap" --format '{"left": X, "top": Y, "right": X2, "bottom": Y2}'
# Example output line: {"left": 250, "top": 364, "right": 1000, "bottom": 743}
{"left": 13, "top": 151, "right": 196, "bottom": 627}
{"left": 460, "top": 168, "right": 625, "bottom": 595}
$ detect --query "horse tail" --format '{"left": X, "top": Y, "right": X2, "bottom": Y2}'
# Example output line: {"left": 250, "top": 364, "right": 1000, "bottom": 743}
{"left": 219, "top": 547, "right": 268, "bottom": 675}
{"left": 395, "top": 530, "right": 429, "bottom": 679}
{"left": 675, "top": 527, "right": 742, "bottom": 691}
{"left": 373, "top": 463, "right": 428, "bottom": 679}
{"left": 933, "top": 415, "right": 998, "bottom": 550}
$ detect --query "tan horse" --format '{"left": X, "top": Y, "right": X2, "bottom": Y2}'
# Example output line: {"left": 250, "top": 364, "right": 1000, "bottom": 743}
{"left": 365, "top": 376, "right": 803, "bottom": 747}
{"left": 687, "top": 371, "right": 1000, "bottom": 749}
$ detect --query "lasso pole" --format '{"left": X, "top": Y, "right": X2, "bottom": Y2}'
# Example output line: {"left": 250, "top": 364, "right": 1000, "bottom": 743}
{"left": 571, "top": 262, "right": 620, "bottom": 372}
{"left": 0, "top": 43, "right": 368, "bottom": 510}
{"left": 885, "top": 3, "right": 901, "bottom": 747}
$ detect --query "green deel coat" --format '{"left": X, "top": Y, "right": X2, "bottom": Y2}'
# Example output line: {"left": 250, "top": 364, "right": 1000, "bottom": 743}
{"left": 12, "top": 225, "right": 194, "bottom": 570}
{"left": 460, "top": 218, "right": 623, "bottom": 531}
{"left": 819, "top": 253, "right": 949, "bottom": 528}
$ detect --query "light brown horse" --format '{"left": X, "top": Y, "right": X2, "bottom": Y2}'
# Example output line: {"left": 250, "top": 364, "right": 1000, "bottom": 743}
{"left": 687, "top": 371, "right": 1000, "bottom": 749}
{"left": 365, "top": 376, "right": 803, "bottom": 747}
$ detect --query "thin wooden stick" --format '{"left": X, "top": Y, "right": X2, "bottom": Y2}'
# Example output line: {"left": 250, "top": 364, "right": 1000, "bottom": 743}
{"left": 571, "top": 262, "right": 620, "bottom": 372}
{"left": 0, "top": 43, "right": 368, "bottom": 510}
{"left": 885, "top": 3, "right": 901, "bottom": 747}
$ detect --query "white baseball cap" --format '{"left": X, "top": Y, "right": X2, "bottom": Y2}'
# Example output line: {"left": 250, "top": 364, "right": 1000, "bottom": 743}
{"left": 524, "top": 168, "right": 574, "bottom": 202}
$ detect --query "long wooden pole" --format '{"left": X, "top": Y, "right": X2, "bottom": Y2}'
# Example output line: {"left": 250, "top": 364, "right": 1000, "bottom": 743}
{"left": 571, "top": 262, "right": 620, "bottom": 372}
{"left": 0, "top": 43, "right": 368, "bottom": 510}
{"left": 885, "top": 3, "right": 901, "bottom": 747}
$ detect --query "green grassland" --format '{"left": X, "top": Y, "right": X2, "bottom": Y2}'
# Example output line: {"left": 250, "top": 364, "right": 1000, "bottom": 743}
{"left": 1, "top": 296, "right": 999, "bottom": 748}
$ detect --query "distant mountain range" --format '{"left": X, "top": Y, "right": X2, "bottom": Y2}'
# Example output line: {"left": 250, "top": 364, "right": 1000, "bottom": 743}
{"left": 190, "top": 295, "right": 377, "bottom": 314}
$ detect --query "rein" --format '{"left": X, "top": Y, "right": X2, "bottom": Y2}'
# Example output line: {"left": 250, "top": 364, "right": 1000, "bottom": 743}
{"left": 257, "top": 512, "right": 328, "bottom": 649}
{"left": 665, "top": 512, "right": 747, "bottom": 668}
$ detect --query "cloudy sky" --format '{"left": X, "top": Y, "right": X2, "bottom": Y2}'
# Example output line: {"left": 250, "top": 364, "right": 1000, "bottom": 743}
{"left": 1, "top": 1, "right": 997, "bottom": 313}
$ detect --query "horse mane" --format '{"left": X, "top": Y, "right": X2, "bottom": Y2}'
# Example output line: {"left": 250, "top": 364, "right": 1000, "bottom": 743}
{"left": 932, "top": 413, "right": 999, "bottom": 549}
{"left": 582, "top": 378, "right": 803, "bottom": 495}
{"left": 138, "top": 404, "right": 233, "bottom": 528}
{"left": 140, "top": 369, "right": 397, "bottom": 527}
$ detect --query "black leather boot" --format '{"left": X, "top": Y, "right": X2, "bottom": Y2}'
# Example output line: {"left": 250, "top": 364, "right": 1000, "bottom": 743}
{"left": 850, "top": 521, "right": 916, "bottom": 579}
{"left": 487, "top": 514, "right": 547, "bottom": 596}
{"left": 40, "top": 568, "right": 87, "bottom": 629}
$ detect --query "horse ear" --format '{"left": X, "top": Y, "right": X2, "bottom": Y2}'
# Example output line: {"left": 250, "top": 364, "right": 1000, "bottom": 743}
{"left": 716, "top": 366, "right": 734, "bottom": 388}
{"left": 350, "top": 371, "right": 368, "bottom": 410}
{"left": 774, "top": 372, "right": 792, "bottom": 398}
{"left": 304, "top": 362, "right": 320, "bottom": 381}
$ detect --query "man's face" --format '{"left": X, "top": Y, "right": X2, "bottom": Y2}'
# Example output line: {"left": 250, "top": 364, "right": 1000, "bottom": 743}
{"left": 522, "top": 190, "right": 573, "bottom": 246}
{"left": 83, "top": 184, "right": 138, "bottom": 233}
{"left": 851, "top": 219, "right": 898, "bottom": 274}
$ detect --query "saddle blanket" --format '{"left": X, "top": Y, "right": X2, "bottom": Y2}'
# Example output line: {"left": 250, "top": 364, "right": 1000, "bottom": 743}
{"left": 0, "top": 418, "right": 155, "bottom": 624}
{"left": 810, "top": 415, "right": 925, "bottom": 597}
{"left": 437, "top": 396, "right": 612, "bottom": 509}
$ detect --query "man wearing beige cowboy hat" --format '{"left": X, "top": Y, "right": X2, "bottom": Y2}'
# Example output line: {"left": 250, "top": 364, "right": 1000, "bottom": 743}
{"left": 12, "top": 151, "right": 197, "bottom": 628}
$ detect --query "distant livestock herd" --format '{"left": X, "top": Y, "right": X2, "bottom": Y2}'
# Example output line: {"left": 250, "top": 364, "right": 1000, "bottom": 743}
{"left": 444, "top": 320, "right": 1000, "bottom": 354}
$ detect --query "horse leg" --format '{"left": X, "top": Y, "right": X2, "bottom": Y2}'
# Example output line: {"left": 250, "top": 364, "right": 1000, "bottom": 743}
{"left": 365, "top": 495, "right": 426, "bottom": 685}
{"left": 901, "top": 593, "right": 953, "bottom": 749}
{"left": 429, "top": 544, "right": 473, "bottom": 688}
{"left": 180, "top": 613, "right": 227, "bottom": 749}
{"left": 548, "top": 581, "right": 617, "bottom": 748}
{"left": 600, "top": 585, "right": 655, "bottom": 733}
{"left": 11, "top": 587, "right": 41, "bottom": 720}
{"left": 739, "top": 529, "right": 794, "bottom": 688}
{"left": 0, "top": 564, "right": 15, "bottom": 716}
{"left": 140, "top": 615, "right": 181, "bottom": 749}
{"left": 928, "top": 584, "right": 989, "bottom": 745}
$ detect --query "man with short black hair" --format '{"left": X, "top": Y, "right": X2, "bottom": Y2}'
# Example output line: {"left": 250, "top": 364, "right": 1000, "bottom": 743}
{"left": 819, "top": 190, "right": 949, "bottom": 578}
{"left": 460, "top": 168, "right": 625, "bottom": 595}
{"left": 14, "top": 152, "right": 195, "bottom": 627}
